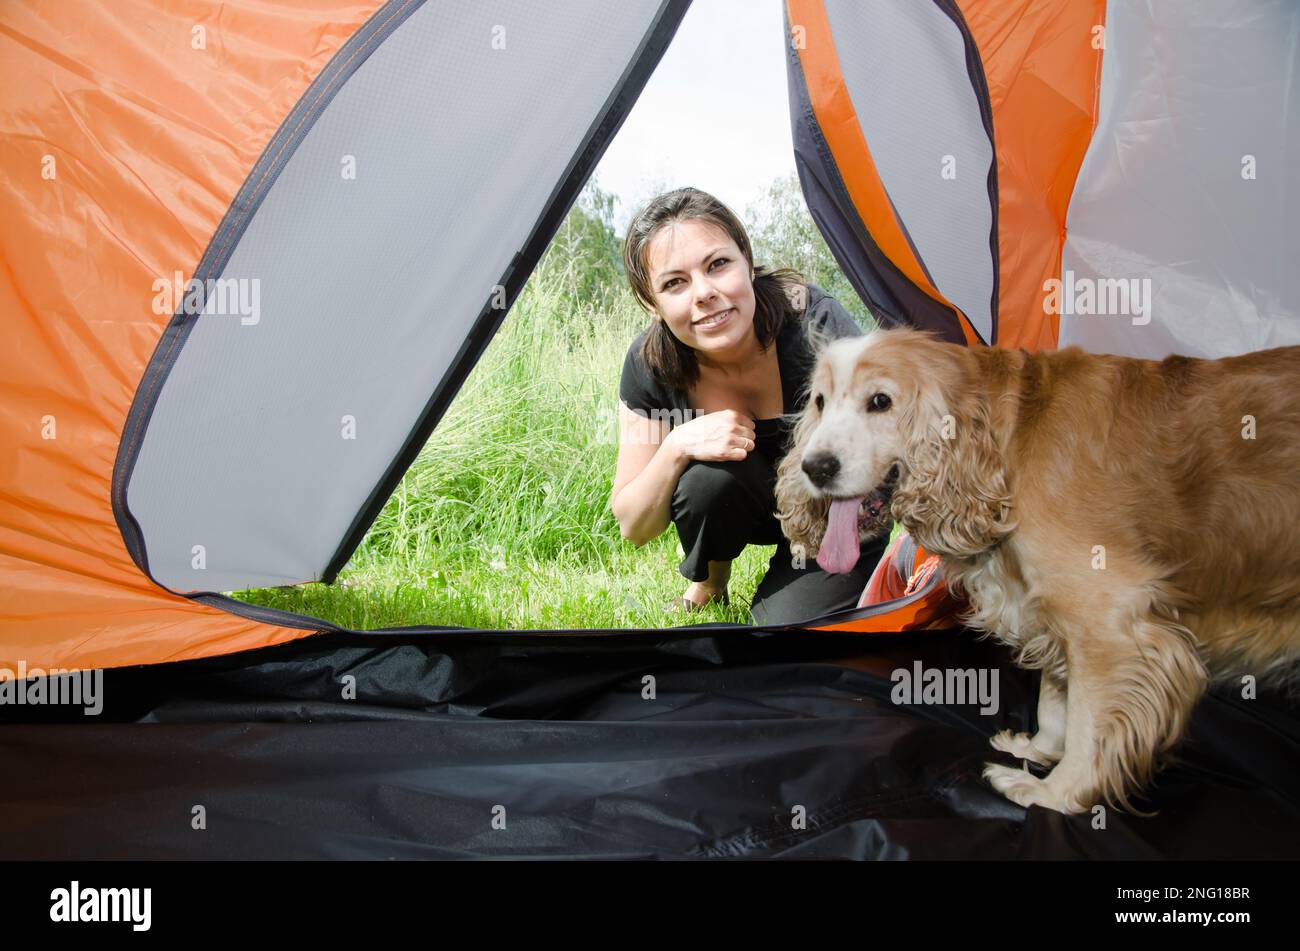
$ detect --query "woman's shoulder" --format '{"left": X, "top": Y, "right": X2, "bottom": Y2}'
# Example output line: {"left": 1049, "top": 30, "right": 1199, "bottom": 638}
{"left": 621, "top": 328, "right": 650, "bottom": 376}
{"left": 619, "top": 327, "right": 673, "bottom": 415}
{"left": 621, "top": 327, "right": 654, "bottom": 378}
{"left": 624, "top": 325, "right": 650, "bottom": 353}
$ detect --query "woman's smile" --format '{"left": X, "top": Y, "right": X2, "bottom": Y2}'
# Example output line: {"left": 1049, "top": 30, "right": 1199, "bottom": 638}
{"left": 694, "top": 307, "right": 734, "bottom": 331}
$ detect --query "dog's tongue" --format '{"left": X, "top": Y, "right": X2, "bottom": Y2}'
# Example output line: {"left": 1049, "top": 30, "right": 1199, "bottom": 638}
{"left": 817, "top": 496, "right": 864, "bottom": 574}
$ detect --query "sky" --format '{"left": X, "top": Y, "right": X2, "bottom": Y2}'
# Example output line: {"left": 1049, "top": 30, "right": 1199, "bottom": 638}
{"left": 592, "top": 0, "right": 798, "bottom": 235}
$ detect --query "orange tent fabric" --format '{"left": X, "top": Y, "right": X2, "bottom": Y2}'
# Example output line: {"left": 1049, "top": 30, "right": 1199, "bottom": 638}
{"left": 1, "top": 1, "right": 384, "bottom": 672}
{"left": 956, "top": 0, "right": 1105, "bottom": 351}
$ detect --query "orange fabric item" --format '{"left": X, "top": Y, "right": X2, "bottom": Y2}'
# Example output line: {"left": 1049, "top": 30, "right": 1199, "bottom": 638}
{"left": 804, "top": 533, "right": 964, "bottom": 633}
{"left": 0, "top": 0, "right": 384, "bottom": 672}
{"left": 788, "top": 0, "right": 982, "bottom": 347}
{"left": 858, "top": 534, "right": 912, "bottom": 606}
{"left": 858, "top": 536, "right": 944, "bottom": 606}
{"left": 956, "top": 0, "right": 1106, "bottom": 351}
{"left": 812, "top": 585, "right": 962, "bottom": 633}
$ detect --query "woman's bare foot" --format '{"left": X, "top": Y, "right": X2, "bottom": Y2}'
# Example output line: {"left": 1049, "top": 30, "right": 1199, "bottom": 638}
{"left": 682, "top": 559, "right": 732, "bottom": 607}
{"left": 682, "top": 583, "right": 728, "bottom": 606}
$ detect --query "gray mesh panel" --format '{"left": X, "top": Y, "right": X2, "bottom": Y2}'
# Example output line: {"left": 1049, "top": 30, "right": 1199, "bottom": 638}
{"left": 1060, "top": 0, "right": 1300, "bottom": 358}
{"left": 128, "top": 0, "right": 666, "bottom": 592}
{"left": 824, "top": 0, "right": 995, "bottom": 342}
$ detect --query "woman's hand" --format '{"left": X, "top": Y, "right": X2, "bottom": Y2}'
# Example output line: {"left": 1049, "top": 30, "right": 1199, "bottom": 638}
{"left": 668, "top": 410, "right": 756, "bottom": 462}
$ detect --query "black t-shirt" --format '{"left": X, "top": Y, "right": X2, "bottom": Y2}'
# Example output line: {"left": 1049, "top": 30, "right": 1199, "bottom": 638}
{"left": 619, "top": 283, "right": 864, "bottom": 460}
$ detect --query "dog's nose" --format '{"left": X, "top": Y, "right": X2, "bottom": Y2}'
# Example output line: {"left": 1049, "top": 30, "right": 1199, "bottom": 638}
{"left": 802, "top": 452, "right": 840, "bottom": 488}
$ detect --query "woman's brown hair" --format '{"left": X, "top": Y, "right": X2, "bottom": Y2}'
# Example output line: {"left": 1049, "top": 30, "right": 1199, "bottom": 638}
{"left": 623, "top": 186, "right": 807, "bottom": 392}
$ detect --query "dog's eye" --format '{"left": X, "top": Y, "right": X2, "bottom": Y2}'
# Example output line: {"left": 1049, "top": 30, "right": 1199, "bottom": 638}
{"left": 868, "top": 393, "right": 892, "bottom": 412}
{"left": 814, "top": 394, "right": 824, "bottom": 413}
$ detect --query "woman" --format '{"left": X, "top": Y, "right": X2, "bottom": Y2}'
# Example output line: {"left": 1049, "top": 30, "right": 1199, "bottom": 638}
{"left": 609, "top": 187, "right": 889, "bottom": 624}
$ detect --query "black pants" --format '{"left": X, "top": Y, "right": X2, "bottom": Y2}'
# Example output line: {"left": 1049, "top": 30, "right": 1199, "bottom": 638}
{"left": 670, "top": 451, "right": 889, "bottom": 626}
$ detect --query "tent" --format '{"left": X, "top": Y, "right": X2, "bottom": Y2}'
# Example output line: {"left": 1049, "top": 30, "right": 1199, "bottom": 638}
{"left": 2, "top": 0, "right": 1298, "bottom": 859}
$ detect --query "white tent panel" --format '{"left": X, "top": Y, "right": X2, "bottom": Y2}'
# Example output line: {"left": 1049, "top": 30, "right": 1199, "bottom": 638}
{"left": 128, "top": 0, "right": 668, "bottom": 592}
{"left": 1061, "top": 0, "right": 1300, "bottom": 359}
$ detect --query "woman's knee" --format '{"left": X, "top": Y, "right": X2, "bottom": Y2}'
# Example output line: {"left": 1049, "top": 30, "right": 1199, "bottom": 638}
{"left": 672, "top": 457, "right": 763, "bottom": 516}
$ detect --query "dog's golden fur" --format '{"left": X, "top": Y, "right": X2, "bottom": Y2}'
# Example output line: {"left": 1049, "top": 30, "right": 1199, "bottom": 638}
{"left": 775, "top": 327, "right": 1300, "bottom": 814}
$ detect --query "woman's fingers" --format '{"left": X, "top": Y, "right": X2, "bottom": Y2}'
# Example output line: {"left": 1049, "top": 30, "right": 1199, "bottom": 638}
{"left": 683, "top": 411, "right": 758, "bottom": 459}
{"left": 730, "top": 412, "right": 755, "bottom": 436}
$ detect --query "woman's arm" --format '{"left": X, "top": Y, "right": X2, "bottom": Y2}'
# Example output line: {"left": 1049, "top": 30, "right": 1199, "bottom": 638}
{"left": 609, "top": 401, "right": 689, "bottom": 547}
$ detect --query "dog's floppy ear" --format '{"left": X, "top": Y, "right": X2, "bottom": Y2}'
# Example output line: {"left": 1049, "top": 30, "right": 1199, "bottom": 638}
{"left": 774, "top": 384, "right": 829, "bottom": 558}
{"left": 773, "top": 311, "right": 841, "bottom": 557}
{"left": 892, "top": 356, "right": 1013, "bottom": 558}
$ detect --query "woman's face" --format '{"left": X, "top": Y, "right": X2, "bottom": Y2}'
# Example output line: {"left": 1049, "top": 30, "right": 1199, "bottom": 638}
{"left": 644, "top": 218, "right": 756, "bottom": 363}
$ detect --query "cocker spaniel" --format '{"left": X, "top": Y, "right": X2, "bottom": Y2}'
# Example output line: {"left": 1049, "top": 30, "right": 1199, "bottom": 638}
{"left": 775, "top": 327, "right": 1300, "bottom": 814}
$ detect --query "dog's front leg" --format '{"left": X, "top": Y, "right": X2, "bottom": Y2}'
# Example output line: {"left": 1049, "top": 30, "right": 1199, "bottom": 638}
{"left": 986, "top": 661, "right": 1106, "bottom": 813}
{"left": 984, "top": 659, "right": 1094, "bottom": 813}
{"left": 984, "top": 607, "right": 1206, "bottom": 815}
{"left": 990, "top": 671, "right": 1066, "bottom": 766}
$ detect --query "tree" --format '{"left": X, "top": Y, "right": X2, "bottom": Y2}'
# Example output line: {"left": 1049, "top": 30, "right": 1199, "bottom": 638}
{"left": 534, "top": 176, "right": 625, "bottom": 313}
{"left": 744, "top": 173, "right": 875, "bottom": 328}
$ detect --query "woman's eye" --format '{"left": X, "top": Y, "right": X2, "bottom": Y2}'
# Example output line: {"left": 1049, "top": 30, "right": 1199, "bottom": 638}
{"left": 814, "top": 394, "right": 824, "bottom": 412}
{"left": 868, "top": 393, "right": 892, "bottom": 412}
{"left": 665, "top": 259, "right": 728, "bottom": 289}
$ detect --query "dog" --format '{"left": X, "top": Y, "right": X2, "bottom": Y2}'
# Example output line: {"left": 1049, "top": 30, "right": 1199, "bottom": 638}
{"left": 774, "top": 327, "right": 1300, "bottom": 814}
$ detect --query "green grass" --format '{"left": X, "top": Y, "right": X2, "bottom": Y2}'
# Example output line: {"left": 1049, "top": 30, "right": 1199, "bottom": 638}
{"left": 232, "top": 271, "right": 895, "bottom": 631}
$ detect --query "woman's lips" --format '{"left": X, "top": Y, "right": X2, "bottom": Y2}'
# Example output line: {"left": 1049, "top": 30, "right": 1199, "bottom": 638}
{"left": 694, "top": 307, "right": 733, "bottom": 331}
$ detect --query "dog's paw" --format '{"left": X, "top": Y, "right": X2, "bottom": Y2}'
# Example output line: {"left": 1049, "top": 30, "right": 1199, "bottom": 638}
{"left": 989, "top": 728, "right": 1062, "bottom": 766}
{"left": 982, "top": 763, "right": 1085, "bottom": 814}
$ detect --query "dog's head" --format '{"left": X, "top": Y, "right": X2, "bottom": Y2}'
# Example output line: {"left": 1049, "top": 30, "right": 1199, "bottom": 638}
{"left": 774, "top": 327, "right": 1013, "bottom": 570}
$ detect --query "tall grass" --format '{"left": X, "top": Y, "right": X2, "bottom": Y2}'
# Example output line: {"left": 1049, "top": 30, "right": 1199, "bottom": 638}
{"left": 233, "top": 268, "right": 776, "bottom": 629}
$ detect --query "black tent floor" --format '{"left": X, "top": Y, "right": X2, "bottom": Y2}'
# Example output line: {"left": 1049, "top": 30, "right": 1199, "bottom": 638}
{"left": 2, "top": 626, "right": 1298, "bottom": 859}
